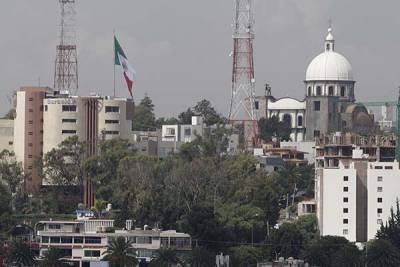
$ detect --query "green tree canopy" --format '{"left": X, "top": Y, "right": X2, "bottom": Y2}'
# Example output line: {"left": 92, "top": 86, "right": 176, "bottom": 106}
{"left": 304, "top": 236, "right": 362, "bottom": 267}
{"left": 230, "top": 246, "right": 263, "bottom": 267}
{"left": 39, "top": 247, "right": 69, "bottom": 267}
{"left": 366, "top": 239, "right": 400, "bottom": 267}
{"left": 376, "top": 199, "right": 400, "bottom": 248}
{"left": 102, "top": 237, "right": 138, "bottom": 267}
{"left": 5, "top": 240, "right": 36, "bottom": 267}
{"left": 185, "top": 247, "right": 215, "bottom": 267}
{"left": 149, "top": 248, "right": 181, "bottom": 267}
{"left": 132, "top": 96, "right": 157, "bottom": 131}
{"left": 258, "top": 116, "right": 291, "bottom": 142}
{"left": 37, "top": 136, "right": 87, "bottom": 186}
{"left": 0, "top": 149, "right": 24, "bottom": 194}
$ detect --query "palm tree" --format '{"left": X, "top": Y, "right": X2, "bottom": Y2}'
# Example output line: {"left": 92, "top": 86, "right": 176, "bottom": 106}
{"left": 5, "top": 240, "right": 36, "bottom": 267}
{"left": 149, "top": 248, "right": 181, "bottom": 267}
{"left": 39, "top": 248, "right": 68, "bottom": 267}
{"left": 102, "top": 237, "right": 138, "bottom": 267}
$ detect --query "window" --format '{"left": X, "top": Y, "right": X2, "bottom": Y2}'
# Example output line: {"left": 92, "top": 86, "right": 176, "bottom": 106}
{"left": 40, "top": 105, "right": 44, "bottom": 111}
{"left": 28, "top": 132, "right": 33, "bottom": 136}
{"left": 343, "top": 187, "right": 348, "bottom": 192}
{"left": 340, "top": 86, "right": 346, "bottom": 97}
{"left": 84, "top": 237, "right": 101, "bottom": 244}
{"left": 49, "top": 224, "right": 61, "bottom": 230}
{"left": 328, "top": 86, "right": 334, "bottom": 96}
{"left": 343, "top": 229, "right": 348, "bottom": 235}
{"left": 84, "top": 250, "right": 101, "bottom": 257}
{"left": 41, "top": 236, "right": 49, "bottom": 243}
{"left": 61, "top": 237, "right": 73, "bottom": 243}
{"left": 255, "top": 101, "right": 259, "bottom": 110}
{"left": 377, "top": 187, "right": 383, "bottom": 193}
{"left": 343, "top": 176, "right": 349, "bottom": 182}
{"left": 308, "top": 86, "right": 312, "bottom": 96}
{"left": 377, "top": 219, "right": 383, "bottom": 225}
{"left": 314, "top": 101, "right": 320, "bottom": 111}
{"left": 74, "top": 237, "right": 83, "bottom": 244}
{"left": 28, "top": 155, "right": 32, "bottom": 159}
{"left": 29, "top": 120, "right": 33, "bottom": 124}
{"left": 282, "top": 114, "right": 292, "bottom": 127}
{"left": 314, "top": 130, "right": 320, "bottom": 138}
{"left": 377, "top": 176, "right": 383, "bottom": 182}
{"left": 45, "top": 105, "right": 48, "bottom": 111}
{"left": 105, "top": 131, "right": 119, "bottom": 135}
{"left": 378, "top": 197, "right": 382, "bottom": 203}
{"left": 326, "top": 43, "right": 331, "bottom": 51}
{"left": 62, "top": 130, "right": 77, "bottom": 134}
{"left": 297, "top": 116, "right": 303, "bottom": 127}
{"left": 62, "top": 118, "right": 77, "bottom": 123}
{"left": 105, "top": 106, "right": 119, "bottom": 113}
{"left": 166, "top": 128, "right": 176, "bottom": 136}
{"left": 136, "top": 236, "right": 152, "bottom": 244}
{"left": 29, "top": 109, "right": 33, "bottom": 112}
{"left": 105, "top": 120, "right": 119, "bottom": 124}
{"left": 62, "top": 105, "right": 77, "bottom": 112}
{"left": 50, "top": 237, "right": 60, "bottom": 243}
{"left": 343, "top": 197, "right": 348, "bottom": 203}
{"left": 8, "top": 141, "right": 13, "bottom": 145}
{"left": 377, "top": 208, "right": 383, "bottom": 214}
{"left": 28, "top": 143, "right": 33, "bottom": 147}
{"left": 343, "top": 208, "right": 348, "bottom": 213}
{"left": 343, "top": 219, "right": 348, "bottom": 224}
{"left": 385, "top": 166, "right": 393, "bottom": 170}
{"left": 29, "top": 97, "right": 33, "bottom": 101}
{"left": 316, "top": 86, "right": 322, "bottom": 96}
{"left": 27, "top": 166, "right": 33, "bottom": 170}
{"left": 375, "top": 166, "right": 383, "bottom": 169}
{"left": 184, "top": 128, "right": 191, "bottom": 136}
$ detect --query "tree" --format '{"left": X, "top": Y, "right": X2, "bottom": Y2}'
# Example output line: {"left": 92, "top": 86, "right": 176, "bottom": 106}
{"left": 5, "top": 240, "right": 36, "bottom": 267}
{"left": 39, "top": 248, "right": 69, "bottom": 267}
{"left": 185, "top": 247, "right": 215, "bottom": 267}
{"left": 178, "top": 108, "right": 195, "bottom": 124}
{"left": 2, "top": 108, "right": 16, "bottom": 119}
{"left": 132, "top": 96, "right": 157, "bottom": 131}
{"left": 156, "top": 117, "right": 179, "bottom": 128}
{"left": 366, "top": 239, "right": 400, "bottom": 267}
{"left": 149, "top": 248, "right": 181, "bottom": 267}
{"left": 193, "top": 99, "right": 225, "bottom": 126}
{"left": 269, "top": 222, "right": 304, "bottom": 259}
{"left": 258, "top": 116, "right": 291, "bottom": 142}
{"left": 304, "top": 236, "right": 362, "bottom": 267}
{"left": 102, "top": 237, "right": 138, "bottom": 267}
{"left": 230, "top": 246, "right": 262, "bottom": 267}
{"left": 37, "top": 136, "right": 87, "bottom": 186}
{"left": 0, "top": 150, "right": 24, "bottom": 194}
{"left": 376, "top": 199, "right": 400, "bottom": 248}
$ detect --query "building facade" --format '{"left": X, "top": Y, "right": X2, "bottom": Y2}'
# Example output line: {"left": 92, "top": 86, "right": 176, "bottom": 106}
{"left": 14, "top": 87, "right": 50, "bottom": 193}
{"left": 36, "top": 219, "right": 191, "bottom": 266}
{"left": 315, "top": 133, "right": 399, "bottom": 242}
{"left": 0, "top": 119, "right": 14, "bottom": 152}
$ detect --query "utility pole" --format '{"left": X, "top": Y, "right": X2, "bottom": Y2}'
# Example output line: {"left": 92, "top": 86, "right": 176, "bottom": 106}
{"left": 229, "top": 0, "right": 259, "bottom": 149}
{"left": 54, "top": 0, "right": 78, "bottom": 95}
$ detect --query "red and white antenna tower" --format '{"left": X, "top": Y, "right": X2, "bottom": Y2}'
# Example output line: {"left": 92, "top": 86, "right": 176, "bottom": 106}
{"left": 54, "top": 0, "right": 78, "bottom": 95}
{"left": 229, "top": 0, "right": 259, "bottom": 148}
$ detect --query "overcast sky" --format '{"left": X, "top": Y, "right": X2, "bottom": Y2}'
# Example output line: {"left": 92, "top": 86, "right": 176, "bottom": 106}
{"left": 0, "top": 0, "right": 400, "bottom": 118}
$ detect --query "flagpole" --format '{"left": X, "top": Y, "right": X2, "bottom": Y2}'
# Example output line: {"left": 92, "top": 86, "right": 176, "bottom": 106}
{"left": 113, "top": 29, "right": 116, "bottom": 98}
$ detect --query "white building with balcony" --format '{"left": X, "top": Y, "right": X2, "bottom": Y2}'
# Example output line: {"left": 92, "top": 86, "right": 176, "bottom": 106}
{"left": 36, "top": 219, "right": 191, "bottom": 267}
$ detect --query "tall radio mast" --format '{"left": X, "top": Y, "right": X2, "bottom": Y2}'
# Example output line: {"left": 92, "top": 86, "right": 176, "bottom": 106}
{"left": 229, "top": 0, "right": 259, "bottom": 148}
{"left": 54, "top": 0, "right": 78, "bottom": 95}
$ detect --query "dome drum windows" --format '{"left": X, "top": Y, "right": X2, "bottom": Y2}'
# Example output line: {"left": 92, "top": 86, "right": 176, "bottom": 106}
{"left": 316, "top": 86, "right": 322, "bottom": 96}
{"left": 308, "top": 86, "right": 312, "bottom": 96}
{"left": 297, "top": 116, "right": 303, "bottom": 127}
{"left": 328, "top": 86, "right": 334, "bottom": 96}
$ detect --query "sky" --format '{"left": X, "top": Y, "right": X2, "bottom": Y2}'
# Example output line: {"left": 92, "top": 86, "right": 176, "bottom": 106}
{"left": 0, "top": 0, "right": 400, "bottom": 118}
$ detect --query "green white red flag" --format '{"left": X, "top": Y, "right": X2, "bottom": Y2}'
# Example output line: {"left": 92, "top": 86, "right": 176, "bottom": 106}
{"left": 114, "top": 36, "right": 136, "bottom": 97}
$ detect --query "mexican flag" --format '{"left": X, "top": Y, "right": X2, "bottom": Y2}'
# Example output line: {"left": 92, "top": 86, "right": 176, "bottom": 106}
{"left": 114, "top": 36, "right": 136, "bottom": 96}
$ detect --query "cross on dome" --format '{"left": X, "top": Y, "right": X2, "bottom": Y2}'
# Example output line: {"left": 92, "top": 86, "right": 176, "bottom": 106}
{"left": 325, "top": 26, "right": 335, "bottom": 52}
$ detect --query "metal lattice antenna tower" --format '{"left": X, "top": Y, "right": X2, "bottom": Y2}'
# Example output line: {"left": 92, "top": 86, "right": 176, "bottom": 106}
{"left": 229, "top": 0, "right": 258, "bottom": 147}
{"left": 54, "top": 0, "right": 78, "bottom": 95}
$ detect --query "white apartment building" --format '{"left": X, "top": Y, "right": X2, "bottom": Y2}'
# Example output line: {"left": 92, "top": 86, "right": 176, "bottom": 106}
{"left": 161, "top": 116, "right": 204, "bottom": 143}
{"left": 316, "top": 143, "right": 400, "bottom": 242}
{"left": 43, "top": 95, "right": 134, "bottom": 155}
{"left": 0, "top": 119, "right": 14, "bottom": 152}
{"left": 36, "top": 219, "right": 191, "bottom": 267}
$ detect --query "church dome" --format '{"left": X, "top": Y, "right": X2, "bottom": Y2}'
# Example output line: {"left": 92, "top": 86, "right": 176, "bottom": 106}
{"left": 306, "top": 28, "right": 354, "bottom": 82}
